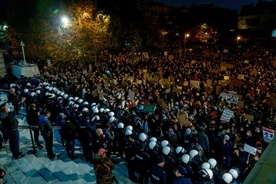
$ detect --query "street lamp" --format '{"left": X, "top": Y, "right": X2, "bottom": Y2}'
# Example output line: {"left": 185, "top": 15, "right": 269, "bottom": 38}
{"left": 61, "top": 16, "right": 69, "bottom": 28}
{"left": 20, "top": 41, "right": 26, "bottom": 64}
{"left": 237, "top": 36, "right": 241, "bottom": 45}
{"left": 184, "top": 33, "right": 190, "bottom": 43}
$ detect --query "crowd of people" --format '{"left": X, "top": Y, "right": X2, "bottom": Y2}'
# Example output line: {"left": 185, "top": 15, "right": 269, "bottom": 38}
{"left": 0, "top": 43, "right": 276, "bottom": 184}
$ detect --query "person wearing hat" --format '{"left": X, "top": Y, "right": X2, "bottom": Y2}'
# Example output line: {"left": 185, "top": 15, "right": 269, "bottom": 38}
{"left": 94, "top": 148, "right": 118, "bottom": 184}
{"left": 148, "top": 156, "right": 167, "bottom": 184}
{"left": 172, "top": 165, "right": 192, "bottom": 184}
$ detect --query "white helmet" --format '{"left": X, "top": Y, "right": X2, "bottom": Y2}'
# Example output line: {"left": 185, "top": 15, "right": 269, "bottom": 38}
{"left": 161, "top": 140, "right": 169, "bottom": 148}
{"left": 74, "top": 97, "right": 79, "bottom": 101}
{"left": 117, "top": 123, "right": 124, "bottom": 129}
{"left": 99, "top": 108, "right": 104, "bottom": 113}
{"left": 108, "top": 112, "right": 115, "bottom": 117}
{"left": 23, "top": 89, "right": 29, "bottom": 93}
{"left": 60, "top": 92, "right": 65, "bottom": 96}
{"left": 208, "top": 158, "right": 217, "bottom": 169}
{"left": 10, "top": 83, "right": 15, "bottom": 88}
{"left": 30, "top": 92, "right": 36, "bottom": 97}
{"left": 83, "top": 101, "right": 89, "bottom": 106}
{"left": 63, "top": 94, "right": 68, "bottom": 99}
{"left": 26, "top": 82, "right": 31, "bottom": 87}
{"left": 149, "top": 141, "right": 157, "bottom": 150}
{"left": 222, "top": 173, "right": 233, "bottom": 184}
{"left": 175, "top": 146, "right": 186, "bottom": 155}
{"left": 189, "top": 149, "right": 199, "bottom": 159}
{"left": 181, "top": 154, "right": 190, "bottom": 164}
{"left": 92, "top": 106, "right": 99, "bottom": 114}
{"left": 162, "top": 146, "right": 171, "bottom": 155}
{"left": 126, "top": 125, "right": 133, "bottom": 131}
{"left": 78, "top": 99, "right": 84, "bottom": 104}
{"left": 109, "top": 117, "right": 116, "bottom": 123}
{"left": 201, "top": 162, "right": 211, "bottom": 169}
{"left": 68, "top": 97, "right": 74, "bottom": 101}
{"left": 82, "top": 107, "right": 89, "bottom": 113}
{"left": 91, "top": 102, "right": 97, "bottom": 107}
{"left": 205, "top": 168, "right": 213, "bottom": 180}
{"left": 229, "top": 168, "right": 240, "bottom": 179}
{"left": 149, "top": 137, "right": 157, "bottom": 143}
{"left": 139, "top": 133, "right": 147, "bottom": 142}
{"left": 36, "top": 90, "right": 41, "bottom": 94}
{"left": 104, "top": 108, "right": 110, "bottom": 113}
{"left": 73, "top": 104, "right": 79, "bottom": 108}
{"left": 125, "top": 130, "right": 132, "bottom": 136}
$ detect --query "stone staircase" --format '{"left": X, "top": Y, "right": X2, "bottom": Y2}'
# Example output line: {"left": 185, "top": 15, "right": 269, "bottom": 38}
{"left": 0, "top": 93, "right": 134, "bottom": 184}
{"left": 0, "top": 50, "right": 7, "bottom": 78}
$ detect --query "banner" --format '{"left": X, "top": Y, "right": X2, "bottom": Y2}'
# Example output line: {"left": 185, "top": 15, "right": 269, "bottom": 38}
{"left": 137, "top": 104, "right": 155, "bottom": 113}
{"left": 220, "top": 109, "right": 234, "bottom": 122}
{"left": 262, "top": 127, "right": 274, "bottom": 143}
{"left": 243, "top": 143, "right": 258, "bottom": 155}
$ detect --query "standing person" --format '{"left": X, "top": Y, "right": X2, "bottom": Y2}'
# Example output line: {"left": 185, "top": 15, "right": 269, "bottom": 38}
{"left": 172, "top": 166, "right": 193, "bottom": 184}
{"left": 148, "top": 156, "right": 167, "bottom": 184}
{"left": 60, "top": 117, "right": 77, "bottom": 160}
{"left": 0, "top": 103, "right": 25, "bottom": 159}
{"left": 0, "top": 168, "right": 6, "bottom": 184}
{"left": 26, "top": 103, "right": 43, "bottom": 147}
{"left": 39, "top": 111, "right": 55, "bottom": 159}
{"left": 221, "top": 134, "right": 233, "bottom": 171}
{"left": 94, "top": 148, "right": 118, "bottom": 184}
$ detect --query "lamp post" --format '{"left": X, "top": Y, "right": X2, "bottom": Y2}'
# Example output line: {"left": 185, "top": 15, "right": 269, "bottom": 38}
{"left": 20, "top": 41, "right": 26, "bottom": 64}
{"left": 237, "top": 36, "right": 241, "bottom": 45}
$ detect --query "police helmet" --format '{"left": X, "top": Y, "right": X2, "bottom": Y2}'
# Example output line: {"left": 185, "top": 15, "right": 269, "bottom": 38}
{"left": 201, "top": 162, "right": 211, "bottom": 169}
{"left": 229, "top": 168, "right": 240, "bottom": 179}
{"left": 91, "top": 102, "right": 97, "bottom": 107}
{"left": 175, "top": 146, "right": 186, "bottom": 155}
{"left": 74, "top": 97, "right": 79, "bottom": 101}
{"left": 199, "top": 168, "right": 213, "bottom": 180}
{"left": 73, "top": 104, "right": 79, "bottom": 108}
{"left": 139, "top": 133, "right": 147, "bottom": 142}
{"left": 181, "top": 154, "right": 190, "bottom": 164}
{"left": 161, "top": 140, "right": 169, "bottom": 148}
{"left": 36, "top": 89, "right": 41, "bottom": 94}
{"left": 126, "top": 125, "right": 133, "bottom": 131}
{"left": 117, "top": 122, "right": 124, "bottom": 129}
{"left": 30, "top": 92, "right": 36, "bottom": 97}
{"left": 92, "top": 106, "right": 99, "bottom": 113}
{"left": 10, "top": 83, "right": 15, "bottom": 88}
{"left": 125, "top": 130, "right": 132, "bottom": 136}
{"left": 68, "top": 101, "right": 74, "bottom": 106}
{"left": 68, "top": 97, "right": 74, "bottom": 101}
{"left": 23, "top": 89, "right": 29, "bottom": 93}
{"left": 109, "top": 117, "right": 116, "bottom": 123}
{"left": 83, "top": 101, "right": 89, "bottom": 106}
{"left": 104, "top": 108, "right": 110, "bottom": 113}
{"left": 222, "top": 173, "right": 233, "bottom": 184}
{"left": 108, "top": 112, "right": 114, "bottom": 117}
{"left": 162, "top": 146, "right": 171, "bottom": 155}
{"left": 63, "top": 94, "right": 68, "bottom": 99}
{"left": 26, "top": 82, "right": 31, "bottom": 87}
{"left": 189, "top": 149, "right": 199, "bottom": 159}
{"left": 149, "top": 141, "right": 157, "bottom": 150}
{"left": 99, "top": 108, "right": 104, "bottom": 113}
{"left": 82, "top": 107, "right": 89, "bottom": 113}
{"left": 78, "top": 99, "right": 83, "bottom": 104}
{"left": 208, "top": 158, "right": 217, "bottom": 169}
{"left": 149, "top": 137, "right": 157, "bottom": 143}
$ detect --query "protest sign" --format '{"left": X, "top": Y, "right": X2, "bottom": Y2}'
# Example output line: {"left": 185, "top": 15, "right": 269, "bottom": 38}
{"left": 177, "top": 112, "right": 190, "bottom": 127}
{"left": 220, "top": 109, "right": 234, "bottom": 122}
{"left": 237, "top": 74, "right": 244, "bottom": 80}
{"left": 190, "top": 80, "right": 200, "bottom": 88}
{"left": 262, "top": 127, "right": 274, "bottom": 143}
{"left": 245, "top": 114, "right": 254, "bottom": 121}
{"left": 219, "top": 92, "right": 239, "bottom": 104}
{"left": 243, "top": 143, "right": 258, "bottom": 155}
{"left": 216, "top": 86, "right": 222, "bottom": 95}
{"left": 127, "top": 90, "right": 135, "bottom": 101}
{"left": 142, "top": 52, "right": 149, "bottom": 59}
{"left": 224, "top": 76, "right": 230, "bottom": 80}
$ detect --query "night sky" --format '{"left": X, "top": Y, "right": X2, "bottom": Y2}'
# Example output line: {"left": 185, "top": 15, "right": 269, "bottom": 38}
{"left": 154, "top": 0, "right": 263, "bottom": 11}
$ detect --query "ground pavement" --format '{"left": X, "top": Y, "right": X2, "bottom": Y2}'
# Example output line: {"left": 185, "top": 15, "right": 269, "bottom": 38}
{"left": 0, "top": 92, "right": 134, "bottom": 184}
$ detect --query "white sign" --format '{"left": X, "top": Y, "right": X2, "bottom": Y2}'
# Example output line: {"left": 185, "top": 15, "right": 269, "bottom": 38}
{"left": 243, "top": 143, "right": 257, "bottom": 155}
{"left": 262, "top": 126, "right": 275, "bottom": 143}
{"left": 219, "top": 92, "right": 239, "bottom": 104}
{"left": 220, "top": 109, "right": 234, "bottom": 122}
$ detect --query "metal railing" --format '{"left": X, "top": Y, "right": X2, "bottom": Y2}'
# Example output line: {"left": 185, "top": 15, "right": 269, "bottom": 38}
{"left": 18, "top": 125, "right": 61, "bottom": 154}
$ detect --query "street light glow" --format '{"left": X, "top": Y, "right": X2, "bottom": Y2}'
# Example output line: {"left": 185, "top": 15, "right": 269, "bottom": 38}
{"left": 61, "top": 17, "right": 69, "bottom": 27}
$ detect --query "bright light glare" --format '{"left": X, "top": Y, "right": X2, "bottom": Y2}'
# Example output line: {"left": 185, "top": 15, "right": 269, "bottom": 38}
{"left": 61, "top": 17, "right": 69, "bottom": 27}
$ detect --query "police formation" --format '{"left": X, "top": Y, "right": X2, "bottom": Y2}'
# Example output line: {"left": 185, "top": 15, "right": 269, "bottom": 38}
{"left": 0, "top": 80, "right": 247, "bottom": 184}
